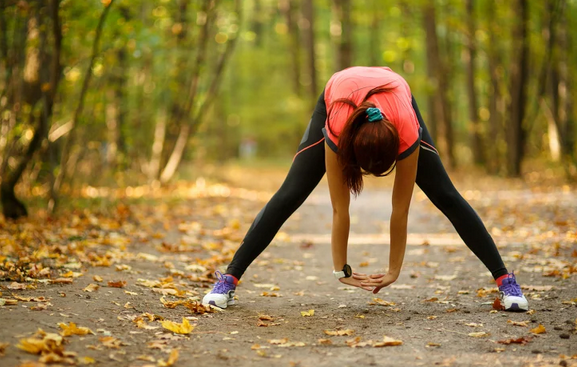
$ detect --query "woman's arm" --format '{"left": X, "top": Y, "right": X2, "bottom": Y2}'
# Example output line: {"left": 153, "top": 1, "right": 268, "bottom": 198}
{"left": 325, "top": 143, "right": 371, "bottom": 290}
{"left": 325, "top": 143, "right": 350, "bottom": 270}
{"left": 362, "top": 148, "right": 419, "bottom": 293}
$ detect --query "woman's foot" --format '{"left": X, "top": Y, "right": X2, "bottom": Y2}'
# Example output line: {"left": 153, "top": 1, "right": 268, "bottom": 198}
{"left": 497, "top": 273, "right": 529, "bottom": 311}
{"left": 202, "top": 271, "right": 237, "bottom": 309}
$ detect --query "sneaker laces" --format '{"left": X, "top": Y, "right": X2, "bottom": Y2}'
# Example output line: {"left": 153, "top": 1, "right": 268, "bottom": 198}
{"left": 212, "top": 270, "right": 235, "bottom": 293}
{"left": 499, "top": 273, "right": 523, "bottom": 297}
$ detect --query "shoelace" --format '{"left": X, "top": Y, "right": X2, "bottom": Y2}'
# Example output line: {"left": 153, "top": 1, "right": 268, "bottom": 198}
{"left": 213, "top": 270, "right": 234, "bottom": 293}
{"left": 500, "top": 274, "right": 523, "bottom": 297}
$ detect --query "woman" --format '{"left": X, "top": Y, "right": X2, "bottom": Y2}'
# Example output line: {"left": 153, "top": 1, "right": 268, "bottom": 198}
{"left": 202, "top": 66, "right": 529, "bottom": 312}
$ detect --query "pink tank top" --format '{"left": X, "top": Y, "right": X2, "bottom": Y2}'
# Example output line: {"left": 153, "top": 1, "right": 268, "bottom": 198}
{"left": 323, "top": 66, "right": 421, "bottom": 160}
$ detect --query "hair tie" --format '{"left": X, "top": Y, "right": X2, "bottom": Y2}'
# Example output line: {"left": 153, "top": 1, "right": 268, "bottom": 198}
{"left": 366, "top": 107, "right": 383, "bottom": 122}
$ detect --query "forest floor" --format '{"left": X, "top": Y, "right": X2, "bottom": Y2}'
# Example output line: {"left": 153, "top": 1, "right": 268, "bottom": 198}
{"left": 1, "top": 165, "right": 576, "bottom": 367}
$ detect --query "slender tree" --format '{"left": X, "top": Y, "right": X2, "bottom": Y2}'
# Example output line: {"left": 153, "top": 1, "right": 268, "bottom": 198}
{"left": 302, "top": 0, "right": 317, "bottom": 100}
{"left": 506, "top": 0, "right": 530, "bottom": 177}
{"left": 464, "top": 0, "right": 485, "bottom": 166}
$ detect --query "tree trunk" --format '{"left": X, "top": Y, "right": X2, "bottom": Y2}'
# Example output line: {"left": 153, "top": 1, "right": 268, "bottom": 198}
{"left": 253, "top": 0, "right": 264, "bottom": 47}
{"left": 280, "top": 0, "right": 301, "bottom": 96}
{"left": 302, "top": 0, "right": 317, "bottom": 101}
{"left": 506, "top": 0, "right": 529, "bottom": 177}
{"left": 49, "top": 0, "right": 114, "bottom": 213}
{"left": 159, "top": 0, "right": 243, "bottom": 183}
{"left": 422, "top": 3, "right": 454, "bottom": 167}
{"left": 485, "top": 0, "right": 503, "bottom": 174}
{"left": 369, "top": 0, "right": 382, "bottom": 67}
{"left": 1, "top": 0, "right": 62, "bottom": 219}
{"left": 464, "top": 0, "right": 484, "bottom": 166}
{"left": 107, "top": 5, "right": 130, "bottom": 168}
{"left": 333, "top": 0, "right": 352, "bottom": 71}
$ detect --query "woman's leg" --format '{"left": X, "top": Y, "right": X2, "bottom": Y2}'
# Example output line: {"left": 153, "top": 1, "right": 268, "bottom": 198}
{"left": 411, "top": 97, "right": 508, "bottom": 279}
{"left": 226, "top": 92, "right": 328, "bottom": 279}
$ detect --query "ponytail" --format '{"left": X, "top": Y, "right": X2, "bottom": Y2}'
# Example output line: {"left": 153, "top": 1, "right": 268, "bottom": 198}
{"left": 328, "top": 85, "right": 400, "bottom": 195}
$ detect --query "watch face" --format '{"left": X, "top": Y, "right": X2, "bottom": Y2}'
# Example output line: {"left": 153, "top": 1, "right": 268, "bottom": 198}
{"left": 343, "top": 264, "right": 352, "bottom": 278}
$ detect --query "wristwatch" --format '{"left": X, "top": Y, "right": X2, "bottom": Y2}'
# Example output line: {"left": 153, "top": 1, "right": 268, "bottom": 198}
{"left": 333, "top": 264, "right": 352, "bottom": 279}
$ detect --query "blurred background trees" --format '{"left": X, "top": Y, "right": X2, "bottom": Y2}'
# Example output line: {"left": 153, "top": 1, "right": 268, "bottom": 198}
{"left": 1, "top": 0, "right": 576, "bottom": 218}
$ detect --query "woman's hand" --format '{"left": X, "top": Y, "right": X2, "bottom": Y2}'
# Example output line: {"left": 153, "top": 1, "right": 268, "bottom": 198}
{"left": 361, "top": 272, "right": 399, "bottom": 294}
{"left": 338, "top": 272, "right": 373, "bottom": 291}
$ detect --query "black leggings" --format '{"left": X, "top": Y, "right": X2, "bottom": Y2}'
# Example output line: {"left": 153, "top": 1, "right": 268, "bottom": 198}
{"left": 227, "top": 93, "right": 508, "bottom": 280}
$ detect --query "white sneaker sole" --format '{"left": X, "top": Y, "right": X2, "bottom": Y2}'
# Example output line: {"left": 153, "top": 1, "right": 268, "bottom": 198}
{"left": 202, "top": 293, "right": 235, "bottom": 309}
{"left": 501, "top": 295, "right": 529, "bottom": 312}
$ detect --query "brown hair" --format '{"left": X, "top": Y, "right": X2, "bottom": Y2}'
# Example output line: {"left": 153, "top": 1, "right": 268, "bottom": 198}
{"left": 328, "top": 85, "right": 400, "bottom": 195}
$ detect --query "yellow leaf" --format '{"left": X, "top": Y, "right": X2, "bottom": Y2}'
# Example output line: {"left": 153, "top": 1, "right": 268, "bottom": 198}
{"left": 161, "top": 318, "right": 194, "bottom": 334}
{"left": 58, "top": 322, "right": 95, "bottom": 336}
{"left": 530, "top": 324, "right": 546, "bottom": 334}
{"left": 158, "top": 349, "right": 179, "bottom": 367}
{"left": 99, "top": 336, "right": 124, "bottom": 349}
{"left": 323, "top": 329, "right": 354, "bottom": 336}
{"left": 93, "top": 275, "right": 103, "bottom": 282}
{"left": 369, "top": 298, "right": 396, "bottom": 306}
{"left": 507, "top": 320, "right": 529, "bottom": 327}
{"left": 318, "top": 339, "right": 332, "bottom": 345}
{"left": 300, "top": 309, "right": 314, "bottom": 317}
{"left": 83, "top": 284, "right": 99, "bottom": 292}
{"left": 374, "top": 335, "right": 403, "bottom": 347}
{"left": 79, "top": 356, "right": 96, "bottom": 365}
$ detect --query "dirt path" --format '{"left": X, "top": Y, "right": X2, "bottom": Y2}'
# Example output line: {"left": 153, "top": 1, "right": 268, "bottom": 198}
{"left": 1, "top": 175, "right": 576, "bottom": 367}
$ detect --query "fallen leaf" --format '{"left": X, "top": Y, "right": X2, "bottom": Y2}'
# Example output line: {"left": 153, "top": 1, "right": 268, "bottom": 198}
{"left": 359, "top": 262, "right": 369, "bottom": 267}
{"left": 137, "top": 355, "right": 156, "bottom": 362}
{"left": 258, "top": 314, "right": 273, "bottom": 321}
{"left": 261, "top": 292, "right": 280, "bottom": 297}
{"left": 268, "top": 338, "right": 288, "bottom": 345}
{"left": 300, "top": 309, "right": 314, "bottom": 317}
{"left": 497, "top": 336, "right": 532, "bottom": 345}
{"left": 79, "top": 356, "right": 96, "bottom": 364}
{"left": 427, "top": 316, "right": 437, "bottom": 320}
{"left": 318, "top": 339, "right": 332, "bottom": 345}
{"left": 492, "top": 297, "right": 504, "bottom": 311}
{"left": 107, "top": 281, "right": 126, "bottom": 288}
{"left": 426, "top": 342, "right": 441, "bottom": 348}
{"left": 368, "top": 298, "right": 395, "bottom": 306}
{"left": 373, "top": 335, "right": 403, "bottom": 347}
{"left": 530, "top": 324, "right": 546, "bottom": 334}
{"left": 8, "top": 282, "right": 27, "bottom": 290}
{"left": 323, "top": 329, "right": 355, "bottom": 336}
{"left": 50, "top": 278, "right": 73, "bottom": 284}
{"left": 468, "top": 332, "right": 490, "bottom": 337}
{"left": 58, "top": 322, "right": 95, "bottom": 336}
{"left": 158, "top": 349, "right": 179, "bottom": 367}
{"left": 0, "top": 298, "right": 18, "bottom": 306}
{"left": 160, "top": 318, "right": 194, "bottom": 334}
{"left": 0, "top": 342, "right": 9, "bottom": 356}
{"left": 464, "top": 323, "right": 483, "bottom": 327}
{"left": 99, "top": 336, "right": 124, "bottom": 349}
{"left": 93, "top": 275, "right": 103, "bottom": 282}
{"left": 83, "top": 284, "right": 99, "bottom": 292}
{"left": 507, "top": 320, "right": 529, "bottom": 327}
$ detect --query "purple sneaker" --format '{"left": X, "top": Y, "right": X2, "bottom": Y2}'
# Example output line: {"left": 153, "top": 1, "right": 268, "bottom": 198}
{"left": 202, "top": 271, "right": 237, "bottom": 309}
{"left": 498, "top": 273, "right": 529, "bottom": 312}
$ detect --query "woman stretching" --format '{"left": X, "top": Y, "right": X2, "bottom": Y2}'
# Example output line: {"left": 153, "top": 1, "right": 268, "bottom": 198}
{"left": 202, "top": 66, "right": 529, "bottom": 312}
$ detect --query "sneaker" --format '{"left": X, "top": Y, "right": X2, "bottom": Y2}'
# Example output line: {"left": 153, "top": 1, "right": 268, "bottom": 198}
{"left": 202, "top": 271, "right": 237, "bottom": 309}
{"left": 497, "top": 273, "right": 529, "bottom": 312}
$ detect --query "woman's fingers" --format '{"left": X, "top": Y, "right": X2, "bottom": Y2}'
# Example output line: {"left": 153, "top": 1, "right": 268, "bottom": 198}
{"left": 369, "top": 273, "right": 386, "bottom": 279}
{"left": 352, "top": 274, "right": 365, "bottom": 280}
